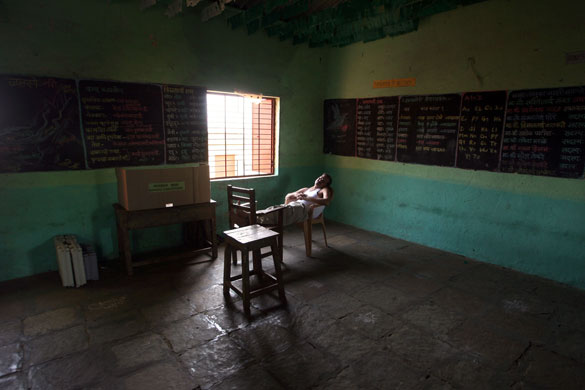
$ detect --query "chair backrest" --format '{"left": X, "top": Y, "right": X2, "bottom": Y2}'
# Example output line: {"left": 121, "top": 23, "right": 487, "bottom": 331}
{"left": 308, "top": 185, "right": 332, "bottom": 221}
{"left": 310, "top": 205, "right": 325, "bottom": 220}
{"left": 227, "top": 185, "right": 257, "bottom": 229}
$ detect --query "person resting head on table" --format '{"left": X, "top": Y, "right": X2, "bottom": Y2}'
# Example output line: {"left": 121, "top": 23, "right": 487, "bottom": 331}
{"left": 257, "top": 173, "right": 333, "bottom": 226}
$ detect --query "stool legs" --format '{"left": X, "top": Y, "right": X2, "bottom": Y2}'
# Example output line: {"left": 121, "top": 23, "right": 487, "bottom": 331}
{"left": 223, "top": 245, "right": 232, "bottom": 296}
{"left": 252, "top": 249, "right": 263, "bottom": 281}
{"left": 271, "top": 241, "right": 286, "bottom": 303}
{"left": 223, "top": 233, "right": 285, "bottom": 317}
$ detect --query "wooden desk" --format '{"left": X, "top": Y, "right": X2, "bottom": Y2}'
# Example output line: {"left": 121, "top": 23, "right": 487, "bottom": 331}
{"left": 114, "top": 201, "right": 217, "bottom": 275}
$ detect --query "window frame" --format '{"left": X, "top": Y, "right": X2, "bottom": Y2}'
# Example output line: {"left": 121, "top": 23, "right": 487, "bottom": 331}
{"left": 206, "top": 90, "right": 279, "bottom": 181}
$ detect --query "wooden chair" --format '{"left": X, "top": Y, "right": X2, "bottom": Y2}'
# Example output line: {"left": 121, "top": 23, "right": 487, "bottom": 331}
{"left": 226, "top": 185, "right": 284, "bottom": 264}
{"left": 302, "top": 205, "right": 328, "bottom": 257}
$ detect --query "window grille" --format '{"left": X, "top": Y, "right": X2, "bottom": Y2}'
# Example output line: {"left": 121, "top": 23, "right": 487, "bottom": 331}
{"left": 207, "top": 92, "right": 275, "bottom": 179}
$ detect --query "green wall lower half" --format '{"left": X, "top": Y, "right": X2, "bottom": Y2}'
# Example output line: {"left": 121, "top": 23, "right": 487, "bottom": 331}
{"left": 0, "top": 166, "right": 323, "bottom": 282}
{"left": 324, "top": 165, "right": 585, "bottom": 289}
{"left": 0, "top": 181, "right": 118, "bottom": 280}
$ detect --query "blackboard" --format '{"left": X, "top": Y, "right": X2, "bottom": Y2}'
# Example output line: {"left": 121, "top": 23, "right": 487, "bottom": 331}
{"left": 323, "top": 99, "right": 356, "bottom": 156}
{"left": 0, "top": 75, "right": 84, "bottom": 173}
{"left": 396, "top": 94, "right": 461, "bottom": 166}
{"left": 356, "top": 97, "right": 398, "bottom": 161}
{"left": 162, "top": 85, "right": 208, "bottom": 164}
{"left": 501, "top": 87, "right": 585, "bottom": 178}
{"left": 456, "top": 91, "right": 506, "bottom": 171}
{"left": 79, "top": 80, "right": 165, "bottom": 169}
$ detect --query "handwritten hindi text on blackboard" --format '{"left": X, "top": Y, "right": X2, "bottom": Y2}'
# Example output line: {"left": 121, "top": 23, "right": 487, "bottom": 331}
{"left": 396, "top": 94, "right": 461, "bottom": 166}
{"left": 356, "top": 97, "right": 398, "bottom": 161}
{"left": 80, "top": 80, "right": 165, "bottom": 169}
{"left": 163, "top": 85, "right": 208, "bottom": 164}
{"left": 501, "top": 87, "right": 585, "bottom": 178}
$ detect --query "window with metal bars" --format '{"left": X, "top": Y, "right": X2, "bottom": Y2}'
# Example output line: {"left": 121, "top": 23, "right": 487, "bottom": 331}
{"left": 207, "top": 92, "right": 276, "bottom": 179}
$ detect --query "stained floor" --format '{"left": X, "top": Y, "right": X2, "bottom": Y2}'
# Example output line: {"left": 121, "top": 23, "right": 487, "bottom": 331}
{"left": 0, "top": 222, "right": 584, "bottom": 389}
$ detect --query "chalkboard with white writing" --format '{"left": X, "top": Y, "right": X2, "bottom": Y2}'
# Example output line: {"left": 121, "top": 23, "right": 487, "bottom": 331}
{"left": 356, "top": 97, "right": 398, "bottom": 161}
{"left": 396, "top": 94, "right": 461, "bottom": 166}
{"left": 162, "top": 84, "right": 208, "bottom": 164}
{"left": 79, "top": 80, "right": 165, "bottom": 169}
{"left": 501, "top": 87, "right": 585, "bottom": 178}
{"left": 456, "top": 91, "right": 506, "bottom": 171}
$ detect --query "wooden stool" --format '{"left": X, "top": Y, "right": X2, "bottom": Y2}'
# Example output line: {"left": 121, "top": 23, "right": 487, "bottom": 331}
{"left": 223, "top": 224, "right": 286, "bottom": 316}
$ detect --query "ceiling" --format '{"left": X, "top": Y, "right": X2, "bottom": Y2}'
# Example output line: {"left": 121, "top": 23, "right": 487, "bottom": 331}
{"left": 144, "top": 0, "right": 487, "bottom": 47}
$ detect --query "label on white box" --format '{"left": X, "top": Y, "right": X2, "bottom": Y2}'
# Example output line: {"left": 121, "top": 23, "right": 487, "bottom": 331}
{"left": 148, "top": 181, "right": 185, "bottom": 192}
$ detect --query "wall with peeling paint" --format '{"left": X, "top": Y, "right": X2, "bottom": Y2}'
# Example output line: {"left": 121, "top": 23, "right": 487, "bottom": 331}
{"left": 323, "top": 0, "right": 585, "bottom": 289}
{"left": 0, "top": 0, "right": 327, "bottom": 281}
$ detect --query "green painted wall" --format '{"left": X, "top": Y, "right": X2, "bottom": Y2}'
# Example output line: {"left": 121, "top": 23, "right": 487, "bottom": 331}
{"left": 0, "top": 0, "right": 327, "bottom": 281}
{"left": 323, "top": 0, "right": 585, "bottom": 289}
{"left": 1, "top": 0, "right": 584, "bottom": 290}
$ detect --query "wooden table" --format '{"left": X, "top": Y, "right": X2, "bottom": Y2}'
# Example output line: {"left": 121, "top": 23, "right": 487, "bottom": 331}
{"left": 114, "top": 201, "right": 217, "bottom": 275}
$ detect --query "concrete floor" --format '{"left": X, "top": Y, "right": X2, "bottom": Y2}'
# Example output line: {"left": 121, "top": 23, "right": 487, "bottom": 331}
{"left": 0, "top": 222, "right": 584, "bottom": 389}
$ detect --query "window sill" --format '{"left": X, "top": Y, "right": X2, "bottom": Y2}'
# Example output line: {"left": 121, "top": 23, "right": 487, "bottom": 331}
{"left": 210, "top": 173, "right": 278, "bottom": 182}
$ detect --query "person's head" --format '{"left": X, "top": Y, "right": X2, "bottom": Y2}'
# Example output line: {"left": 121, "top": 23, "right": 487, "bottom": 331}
{"left": 314, "top": 173, "right": 332, "bottom": 188}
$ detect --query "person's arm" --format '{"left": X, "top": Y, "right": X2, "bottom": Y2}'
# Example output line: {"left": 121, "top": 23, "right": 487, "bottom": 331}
{"left": 301, "top": 187, "right": 332, "bottom": 206}
{"left": 285, "top": 187, "right": 308, "bottom": 204}
{"left": 294, "top": 187, "right": 309, "bottom": 196}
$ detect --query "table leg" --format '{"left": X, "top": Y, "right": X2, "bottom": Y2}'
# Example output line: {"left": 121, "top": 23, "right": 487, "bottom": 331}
{"left": 119, "top": 226, "right": 132, "bottom": 276}
{"left": 115, "top": 210, "right": 133, "bottom": 276}
{"left": 210, "top": 215, "right": 217, "bottom": 259}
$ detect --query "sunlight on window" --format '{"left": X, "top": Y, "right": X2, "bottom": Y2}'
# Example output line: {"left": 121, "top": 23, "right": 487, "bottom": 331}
{"left": 207, "top": 93, "right": 275, "bottom": 179}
